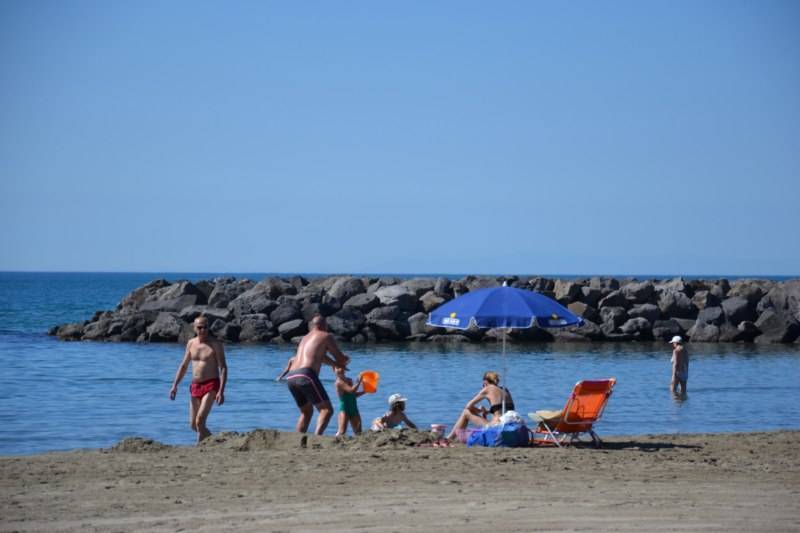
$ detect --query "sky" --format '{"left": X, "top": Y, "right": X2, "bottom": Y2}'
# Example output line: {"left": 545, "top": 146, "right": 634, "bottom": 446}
{"left": 1, "top": 1, "right": 798, "bottom": 276}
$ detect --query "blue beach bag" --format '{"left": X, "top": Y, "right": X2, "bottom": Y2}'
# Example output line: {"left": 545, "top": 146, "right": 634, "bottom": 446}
{"left": 466, "top": 422, "right": 530, "bottom": 448}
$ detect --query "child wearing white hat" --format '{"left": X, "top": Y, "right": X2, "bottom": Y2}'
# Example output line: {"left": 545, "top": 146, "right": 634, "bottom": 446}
{"left": 370, "top": 393, "right": 418, "bottom": 431}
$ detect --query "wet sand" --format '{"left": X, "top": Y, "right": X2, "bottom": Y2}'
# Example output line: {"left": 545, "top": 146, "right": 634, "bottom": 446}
{"left": 2, "top": 429, "right": 799, "bottom": 532}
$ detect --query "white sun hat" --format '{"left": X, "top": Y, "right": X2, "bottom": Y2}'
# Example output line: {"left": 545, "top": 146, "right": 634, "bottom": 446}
{"left": 388, "top": 393, "right": 407, "bottom": 406}
{"left": 669, "top": 336, "right": 683, "bottom": 344}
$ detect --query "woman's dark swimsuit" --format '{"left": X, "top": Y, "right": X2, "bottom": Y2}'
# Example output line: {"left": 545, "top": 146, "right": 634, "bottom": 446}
{"left": 489, "top": 388, "right": 515, "bottom": 414}
{"left": 287, "top": 367, "right": 331, "bottom": 407}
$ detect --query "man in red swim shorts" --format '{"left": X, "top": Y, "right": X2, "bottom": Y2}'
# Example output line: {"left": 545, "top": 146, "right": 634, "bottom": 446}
{"left": 169, "top": 315, "right": 228, "bottom": 443}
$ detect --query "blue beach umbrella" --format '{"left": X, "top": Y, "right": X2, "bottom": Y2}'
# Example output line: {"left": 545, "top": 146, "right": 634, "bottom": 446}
{"left": 427, "top": 282, "right": 584, "bottom": 413}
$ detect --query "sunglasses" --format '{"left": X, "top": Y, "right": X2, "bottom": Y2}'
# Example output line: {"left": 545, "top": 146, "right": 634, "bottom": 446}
{"left": 195, "top": 325, "right": 208, "bottom": 330}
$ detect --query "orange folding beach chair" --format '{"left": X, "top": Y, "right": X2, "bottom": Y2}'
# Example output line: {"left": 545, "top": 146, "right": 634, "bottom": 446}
{"left": 528, "top": 378, "right": 617, "bottom": 448}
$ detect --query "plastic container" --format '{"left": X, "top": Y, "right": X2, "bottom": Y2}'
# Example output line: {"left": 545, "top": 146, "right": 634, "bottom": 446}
{"left": 359, "top": 370, "right": 380, "bottom": 393}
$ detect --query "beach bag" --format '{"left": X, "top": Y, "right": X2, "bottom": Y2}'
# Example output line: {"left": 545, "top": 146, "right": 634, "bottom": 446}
{"left": 466, "top": 422, "right": 529, "bottom": 448}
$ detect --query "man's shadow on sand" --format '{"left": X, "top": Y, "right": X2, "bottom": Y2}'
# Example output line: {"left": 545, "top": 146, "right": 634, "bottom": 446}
{"left": 593, "top": 440, "right": 702, "bottom": 452}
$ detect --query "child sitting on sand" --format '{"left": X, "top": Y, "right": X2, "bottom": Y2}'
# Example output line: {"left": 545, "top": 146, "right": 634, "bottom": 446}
{"left": 371, "top": 393, "right": 418, "bottom": 431}
{"left": 334, "top": 366, "right": 366, "bottom": 436}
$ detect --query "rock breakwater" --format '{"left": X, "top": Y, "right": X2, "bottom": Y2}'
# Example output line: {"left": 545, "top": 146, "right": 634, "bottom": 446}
{"left": 49, "top": 275, "right": 800, "bottom": 344}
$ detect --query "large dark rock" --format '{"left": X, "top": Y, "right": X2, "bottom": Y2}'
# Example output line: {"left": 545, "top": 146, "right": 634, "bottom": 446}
{"left": 269, "top": 303, "right": 301, "bottom": 326}
{"left": 428, "top": 334, "right": 472, "bottom": 343}
{"left": 401, "top": 278, "right": 437, "bottom": 298}
{"left": 579, "top": 286, "right": 602, "bottom": 307}
{"left": 652, "top": 319, "right": 683, "bottom": 341}
{"left": 343, "top": 293, "right": 381, "bottom": 314}
{"left": 554, "top": 280, "right": 582, "bottom": 304}
{"left": 754, "top": 309, "right": 800, "bottom": 343}
{"left": 324, "top": 277, "right": 367, "bottom": 310}
{"left": 696, "top": 306, "right": 724, "bottom": 326}
{"left": 208, "top": 278, "right": 255, "bottom": 308}
{"left": 419, "top": 291, "right": 447, "bottom": 313}
{"left": 327, "top": 308, "right": 366, "bottom": 339}
{"left": 367, "top": 306, "right": 402, "bottom": 322}
{"left": 463, "top": 276, "right": 500, "bottom": 292}
{"left": 278, "top": 319, "right": 307, "bottom": 340}
{"left": 757, "top": 280, "right": 800, "bottom": 323}
{"left": 434, "top": 277, "right": 452, "bottom": 297}
{"left": 721, "top": 297, "right": 756, "bottom": 325}
{"left": 619, "top": 317, "right": 653, "bottom": 338}
{"left": 156, "top": 281, "right": 208, "bottom": 306}
{"left": 178, "top": 305, "right": 233, "bottom": 323}
{"left": 599, "top": 306, "right": 628, "bottom": 330}
{"left": 119, "top": 314, "right": 151, "bottom": 342}
{"left": 658, "top": 290, "right": 696, "bottom": 319}
{"left": 628, "top": 303, "right": 661, "bottom": 323}
{"left": 728, "top": 280, "right": 769, "bottom": 307}
{"left": 598, "top": 290, "right": 630, "bottom": 310}
{"left": 146, "top": 313, "right": 183, "bottom": 342}
{"left": 368, "top": 319, "right": 410, "bottom": 340}
{"left": 567, "top": 301, "right": 599, "bottom": 323}
{"left": 116, "top": 279, "right": 170, "bottom": 311}
{"left": 81, "top": 319, "right": 117, "bottom": 341}
{"left": 407, "top": 312, "right": 443, "bottom": 337}
{"left": 374, "top": 286, "right": 418, "bottom": 312}
{"left": 691, "top": 290, "right": 721, "bottom": 311}
{"left": 621, "top": 281, "right": 655, "bottom": 304}
{"left": 256, "top": 277, "right": 297, "bottom": 299}
{"left": 139, "top": 295, "right": 200, "bottom": 313}
{"left": 229, "top": 289, "right": 279, "bottom": 318}
{"left": 210, "top": 319, "right": 240, "bottom": 342}
{"left": 688, "top": 323, "right": 720, "bottom": 342}
{"left": 238, "top": 314, "right": 276, "bottom": 343}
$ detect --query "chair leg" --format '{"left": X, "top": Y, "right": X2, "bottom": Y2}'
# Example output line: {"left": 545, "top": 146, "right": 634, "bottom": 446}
{"left": 541, "top": 422, "right": 562, "bottom": 448}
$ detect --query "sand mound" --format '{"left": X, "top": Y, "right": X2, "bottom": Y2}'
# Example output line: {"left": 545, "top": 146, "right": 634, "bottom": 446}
{"left": 336, "top": 428, "right": 438, "bottom": 450}
{"left": 110, "top": 437, "right": 171, "bottom": 453}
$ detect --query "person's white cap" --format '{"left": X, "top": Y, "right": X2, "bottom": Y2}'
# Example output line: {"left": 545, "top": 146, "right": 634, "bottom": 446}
{"left": 669, "top": 336, "right": 683, "bottom": 344}
{"left": 388, "top": 393, "right": 407, "bottom": 406}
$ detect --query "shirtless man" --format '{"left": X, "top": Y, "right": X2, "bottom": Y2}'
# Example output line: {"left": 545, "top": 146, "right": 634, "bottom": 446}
{"left": 670, "top": 335, "right": 689, "bottom": 397}
{"left": 285, "top": 315, "right": 350, "bottom": 435}
{"left": 169, "top": 316, "right": 228, "bottom": 443}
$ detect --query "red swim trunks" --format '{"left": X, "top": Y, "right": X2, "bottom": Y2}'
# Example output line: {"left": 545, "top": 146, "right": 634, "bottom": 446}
{"left": 190, "top": 378, "right": 220, "bottom": 398}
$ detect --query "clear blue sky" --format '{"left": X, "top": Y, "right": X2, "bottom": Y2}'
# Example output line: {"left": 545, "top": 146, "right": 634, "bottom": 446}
{"left": 1, "top": 1, "right": 798, "bottom": 276}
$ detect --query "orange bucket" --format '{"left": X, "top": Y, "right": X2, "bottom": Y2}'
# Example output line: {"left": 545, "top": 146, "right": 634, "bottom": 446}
{"left": 360, "top": 371, "right": 380, "bottom": 393}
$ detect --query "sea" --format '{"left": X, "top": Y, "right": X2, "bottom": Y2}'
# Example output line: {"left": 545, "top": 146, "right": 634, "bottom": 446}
{"left": 1, "top": 272, "right": 799, "bottom": 456}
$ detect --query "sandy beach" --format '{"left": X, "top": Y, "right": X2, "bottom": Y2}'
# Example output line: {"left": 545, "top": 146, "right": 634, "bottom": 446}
{"left": 2, "top": 429, "right": 798, "bottom": 532}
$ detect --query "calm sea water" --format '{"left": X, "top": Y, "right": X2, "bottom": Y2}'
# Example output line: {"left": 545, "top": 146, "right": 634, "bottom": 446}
{"left": 1, "top": 272, "right": 799, "bottom": 455}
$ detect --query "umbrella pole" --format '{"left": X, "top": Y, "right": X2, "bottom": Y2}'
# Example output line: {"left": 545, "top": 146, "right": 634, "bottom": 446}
{"left": 502, "top": 328, "right": 508, "bottom": 414}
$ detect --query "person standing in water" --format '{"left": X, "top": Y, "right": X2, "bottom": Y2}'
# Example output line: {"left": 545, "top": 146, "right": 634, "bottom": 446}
{"left": 670, "top": 335, "right": 689, "bottom": 397}
{"left": 169, "top": 315, "right": 228, "bottom": 443}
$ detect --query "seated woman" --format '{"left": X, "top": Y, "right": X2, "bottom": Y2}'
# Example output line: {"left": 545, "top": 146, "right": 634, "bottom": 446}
{"left": 446, "top": 371, "right": 515, "bottom": 441}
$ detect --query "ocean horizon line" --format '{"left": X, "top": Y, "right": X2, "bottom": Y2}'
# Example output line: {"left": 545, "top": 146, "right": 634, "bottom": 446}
{"left": 1, "top": 270, "right": 798, "bottom": 281}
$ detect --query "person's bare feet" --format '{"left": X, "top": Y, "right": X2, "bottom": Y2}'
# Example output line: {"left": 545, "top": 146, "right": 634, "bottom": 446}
{"left": 197, "top": 427, "right": 211, "bottom": 443}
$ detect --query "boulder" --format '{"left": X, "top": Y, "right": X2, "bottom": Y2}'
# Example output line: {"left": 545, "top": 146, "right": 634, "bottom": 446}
{"left": 728, "top": 280, "right": 769, "bottom": 307}
{"left": 155, "top": 281, "right": 208, "bottom": 306}
{"left": 374, "top": 285, "right": 418, "bottom": 312}
{"left": 579, "top": 286, "right": 602, "bottom": 307}
{"left": 688, "top": 323, "right": 720, "bottom": 342}
{"left": 116, "top": 279, "right": 170, "bottom": 310}
{"left": 327, "top": 308, "right": 366, "bottom": 339}
{"left": 367, "top": 306, "right": 402, "bottom": 322}
{"left": 255, "top": 277, "right": 297, "bottom": 299}
{"left": 146, "top": 313, "right": 184, "bottom": 342}
{"left": 229, "top": 289, "right": 279, "bottom": 318}
{"left": 691, "top": 290, "right": 721, "bottom": 311}
{"left": 656, "top": 277, "right": 688, "bottom": 296}
{"left": 658, "top": 290, "right": 696, "bottom": 319}
{"left": 696, "top": 306, "right": 724, "bottom": 326}
{"left": 194, "top": 280, "right": 215, "bottom": 301}
{"left": 269, "top": 303, "right": 302, "bottom": 326}
{"left": 589, "top": 277, "right": 619, "bottom": 291}
{"left": 419, "top": 291, "right": 447, "bottom": 313}
{"left": 81, "top": 319, "right": 117, "bottom": 341}
{"left": 210, "top": 319, "right": 240, "bottom": 342}
{"left": 427, "top": 334, "right": 472, "bottom": 343}
{"left": 324, "top": 277, "right": 366, "bottom": 310}
{"left": 529, "top": 277, "right": 555, "bottom": 293}
{"left": 119, "top": 314, "right": 151, "bottom": 342}
{"left": 208, "top": 278, "right": 255, "bottom": 308}
{"left": 178, "top": 305, "right": 233, "bottom": 323}
{"left": 599, "top": 306, "right": 628, "bottom": 330}
{"left": 139, "top": 295, "right": 200, "bottom": 313}
{"left": 619, "top": 317, "right": 652, "bottom": 338}
{"left": 464, "top": 276, "right": 500, "bottom": 292}
{"left": 598, "top": 290, "right": 630, "bottom": 310}
{"left": 757, "top": 280, "right": 800, "bottom": 322}
{"left": 567, "top": 301, "right": 599, "bottom": 323}
{"left": 754, "top": 309, "right": 800, "bottom": 343}
{"left": 652, "top": 319, "right": 683, "bottom": 341}
{"left": 343, "top": 293, "right": 381, "bottom": 314}
{"left": 554, "top": 280, "right": 582, "bottom": 304}
{"left": 721, "top": 297, "right": 756, "bottom": 325}
{"left": 238, "top": 314, "right": 276, "bottom": 343}
{"left": 278, "top": 319, "right": 307, "bottom": 340}
{"left": 734, "top": 321, "right": 760, "bottom": 343}
{"left": 621, "top": 281, "right": 655, "bottom": 304}
{"left": 408, "top": 312, "right": 443, "bottom": 337}
{"left": 401, "top": 278, "right": 437, "bottom": 298}
{"left": 628, "top": 303, "right": 661, "bottom": 323}
{"left": 434, "top": 277, "right": 452, "bottom": 297}
{"left": 368, "top": 319, "right": 409, "bottom": 340}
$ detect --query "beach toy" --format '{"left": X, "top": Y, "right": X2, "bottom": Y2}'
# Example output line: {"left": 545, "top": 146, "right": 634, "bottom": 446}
{"left": 359, "top": 370, "right": 380, "bottom": 393}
